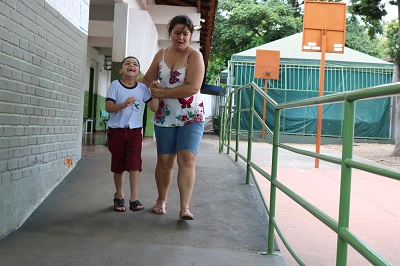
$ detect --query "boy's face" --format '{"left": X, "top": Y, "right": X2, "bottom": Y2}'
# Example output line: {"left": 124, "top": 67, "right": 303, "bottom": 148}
{"left": 119, "top": 57, "right": 140, "bottom": 77}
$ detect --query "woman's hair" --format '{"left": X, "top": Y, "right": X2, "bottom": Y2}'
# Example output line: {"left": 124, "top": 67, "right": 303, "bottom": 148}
{"left": 167, "top": 15, "right": 194, "bottom": 37}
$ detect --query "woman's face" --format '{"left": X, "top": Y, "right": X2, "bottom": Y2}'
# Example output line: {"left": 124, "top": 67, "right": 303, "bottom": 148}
{"left": 170, "top": 24, "right": 191, "bottom": 49}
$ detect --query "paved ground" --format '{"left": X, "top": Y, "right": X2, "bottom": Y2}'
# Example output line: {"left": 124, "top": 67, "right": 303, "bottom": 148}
{"left": 229, "top": 140, "right": 400, "bottom": 266}
{"left": 1, "top": 130, "right": 398, "bottom": 266}
{"left": 0, "top": 132, "right": 286, "bottom": 266}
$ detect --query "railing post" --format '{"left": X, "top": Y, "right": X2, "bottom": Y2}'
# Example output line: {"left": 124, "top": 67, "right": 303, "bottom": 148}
{"left": 219, "top": 95, "right": 227, "bottom": 153}
{"left": 268, "top": 108, "right": 280, "bottom": 254}
{"left": 246, "top": 86, "right": 255, "bottom": 184}
{"left": 227, "top": 94, "right": 234, "bottom": 154}
{"left": 235, "top": 90, "right": 242, "bottom": 162}
{"left": 336, "top": 100, "right": 355, "bottom": 265}
{"left": 218, "top": 82, "right": 400, "bottom": 264}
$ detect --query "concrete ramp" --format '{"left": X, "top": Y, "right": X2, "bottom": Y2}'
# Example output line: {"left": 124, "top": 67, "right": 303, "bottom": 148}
{"left": 0, "top": 133, "right": 286, "bottom": 266}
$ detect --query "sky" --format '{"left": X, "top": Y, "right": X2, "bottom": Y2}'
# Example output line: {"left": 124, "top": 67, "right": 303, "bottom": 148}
{"left": 340, "top": 0, "right": 397, "bottom": 21}
{"left": 384, "top": 3, "right": 398, "bottom": 21}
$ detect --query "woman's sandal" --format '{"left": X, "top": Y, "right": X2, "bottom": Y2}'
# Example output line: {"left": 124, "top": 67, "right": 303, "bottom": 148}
{"left": 153, "top": 199, "right": 167, "bottom": 215}
{"left": 113, "top": 193, "right": 126, "bottom": 212}
{"left": 129, "top": 200, "right": 145, "bottom": 212}
{"left": 179, "top": 207, "right": 193, "bottom": 220}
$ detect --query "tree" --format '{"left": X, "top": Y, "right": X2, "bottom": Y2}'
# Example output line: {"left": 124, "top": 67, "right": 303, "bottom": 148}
{"left": 348, "top": 0, "right": 388, "bottom": 37}
{"left": 207, "top": 0, "right": 390, "bottom": 83}
{"left": 385, "top": 19, "right": 400, "bottom": 156}
{"left": 348, "top": 0, "right": 400, "bottom": 154}
{"left": 386, "top": 19, "right": 400, "bottom": 64}
{"left": 207, "top": 0, "right": 398, "bottom": 151}
{"left": 345, "top": 16, "right": 386, "bottom": 58}
{"left": 206, "top": 0, "right": 302, "bottom": 83}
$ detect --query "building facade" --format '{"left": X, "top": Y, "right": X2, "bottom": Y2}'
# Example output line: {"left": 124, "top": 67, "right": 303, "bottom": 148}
{"left": 0, "top": 0, "right": 216, "bottom": 239}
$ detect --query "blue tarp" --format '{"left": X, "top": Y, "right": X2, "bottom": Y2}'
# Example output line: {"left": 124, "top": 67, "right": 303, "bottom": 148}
{"left": 201, "top": 83, "right": 224, "bottom": 95}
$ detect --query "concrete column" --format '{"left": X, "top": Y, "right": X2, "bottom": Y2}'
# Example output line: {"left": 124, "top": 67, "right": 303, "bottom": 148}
{"left": 126, "top": 9, "right": 158, "bottom": 73}
{"left": 111, "top": 2, "right": 129, "bottom": 81}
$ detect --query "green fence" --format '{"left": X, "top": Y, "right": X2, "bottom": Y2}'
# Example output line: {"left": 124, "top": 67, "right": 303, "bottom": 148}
{"left": 219, "top": 81, "right": 400, "bottom": 265}
{"left": 230, "top": 62, "right": 394, "bottom": 139}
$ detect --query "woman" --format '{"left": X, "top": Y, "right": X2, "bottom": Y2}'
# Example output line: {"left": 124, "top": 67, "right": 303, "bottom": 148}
{"left": 139, "top": 15, "right": 205, "bottom": 220}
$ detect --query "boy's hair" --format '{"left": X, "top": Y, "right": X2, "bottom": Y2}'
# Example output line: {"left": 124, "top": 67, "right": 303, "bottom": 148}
{"left": 167, "top": 15, "right": 194, "bottom": 36}
{"left": 121, "top": 56, "right": 140, "bottom": 69}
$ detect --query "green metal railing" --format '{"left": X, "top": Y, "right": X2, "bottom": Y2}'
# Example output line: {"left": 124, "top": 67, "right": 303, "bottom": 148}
{"left": 219, "top": 81, "right": 400, "bottom": 265}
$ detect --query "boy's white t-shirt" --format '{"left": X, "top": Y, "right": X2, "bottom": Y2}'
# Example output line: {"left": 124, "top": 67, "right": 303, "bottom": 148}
{"left": 106, "top": 80, "right": 151, "bottom": 129}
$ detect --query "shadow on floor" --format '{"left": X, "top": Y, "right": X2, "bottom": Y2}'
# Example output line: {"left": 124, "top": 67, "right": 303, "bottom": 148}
{"left": 82, "top": 132, "right": 108, "bottom": 146}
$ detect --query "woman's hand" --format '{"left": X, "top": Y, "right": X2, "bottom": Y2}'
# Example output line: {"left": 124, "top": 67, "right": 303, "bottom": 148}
{"left": 150, "top": 80, "right": 166, "bottom": 98}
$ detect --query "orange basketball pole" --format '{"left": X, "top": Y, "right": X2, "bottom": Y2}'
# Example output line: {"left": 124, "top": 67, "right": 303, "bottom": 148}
{"left": 254, "top": 50, "right": 280, "bottom": 140}
{"left": 315, "top": 29, "right": 327, "bottom": 168}
{"left": 261, "top": 80, "right": 268, "bottom": 139}
{"left": 302, "top": 1, "right": 346, "bottom": 168}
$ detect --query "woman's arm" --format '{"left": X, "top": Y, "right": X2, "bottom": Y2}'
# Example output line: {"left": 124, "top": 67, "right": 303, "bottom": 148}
{"left": 137, "top": 49, "right": 163, "bottom": 87}
{"left": 150, "top": 49, "right": 205, "bottom": 99}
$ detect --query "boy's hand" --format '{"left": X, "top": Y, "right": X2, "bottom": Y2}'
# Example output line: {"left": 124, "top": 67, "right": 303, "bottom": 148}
{"left": 125, "top": 97, "right": 136, "bottom": 107}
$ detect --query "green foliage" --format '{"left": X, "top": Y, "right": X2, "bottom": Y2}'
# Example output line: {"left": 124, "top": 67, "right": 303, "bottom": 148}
{"left": 348, "top": 0, "right": 397, "bottom": 37}
{"left": 206, "top": 54, "right": 227, "bottom": 84}
{"left": 345, "top": 16, "right": 386, "bottom": 58}
{"left": 206, "top": 0, "right": 397, "bottom": 83}
{"left": 346, "top": 0, "right": 399, "bottom": 63}
{"left": 206, "top": 0, "right": 302, "bottom": 83}
{"left": 385, "top": 19, "right": 400, "bottom": 63}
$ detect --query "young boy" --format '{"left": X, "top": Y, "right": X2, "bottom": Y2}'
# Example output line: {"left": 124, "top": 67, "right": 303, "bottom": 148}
{"left": 105, "top": 56, "right": 159, "bottom": 212}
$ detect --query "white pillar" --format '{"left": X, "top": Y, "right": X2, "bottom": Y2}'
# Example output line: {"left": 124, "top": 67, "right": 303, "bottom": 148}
{"left": 112, "top": 2, "right": 129, "bottom": 62}
{"left": 126, "top": 9, "right": 158, "bottom": 72}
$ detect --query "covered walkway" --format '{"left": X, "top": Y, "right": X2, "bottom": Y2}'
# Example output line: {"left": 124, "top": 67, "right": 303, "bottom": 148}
{"left": 0, "top": 133, "right": 286, "bottom": 266}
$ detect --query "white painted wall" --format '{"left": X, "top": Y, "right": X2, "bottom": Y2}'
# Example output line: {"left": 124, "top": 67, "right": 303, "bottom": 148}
{"left": 85, "top": 2, "right": 205, "bottom": 97}
{"left": 98, "top": 65, "right": 111, "bottom": 97}
{"left": 125, "top": 0, "right": 141, "bottom": 9}
{"left": 112, "top": 3, "right": 130, "bottom": 62}
{"left": 202, "top": 94, "right": 213, "bottom": 118}
{"left": 88, "top": 20, "right": 113, "bottom": 37}
{"left": 86, "top": 47, "right": 111, "bottom": 97}
{"left": 126, "top": 9, "right": 159, "bottom": 73}
{"left": 46, "top": 0, "right": 89, "bottom": 33}
{"left": 147, "top": 5, "right": 200, "bottom": 27}
{"left": 147, "top": 4, "right": 201, "bottom": 43}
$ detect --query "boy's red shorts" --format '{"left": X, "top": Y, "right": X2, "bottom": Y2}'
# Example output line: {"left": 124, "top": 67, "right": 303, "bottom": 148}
{"left": 107, "top": 128, "right": 143, "bottom": 173}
